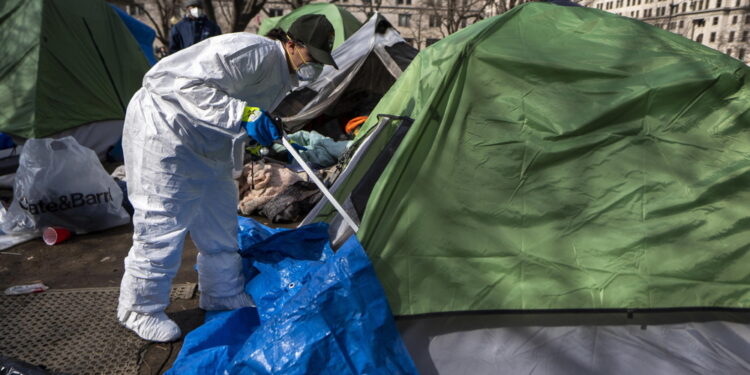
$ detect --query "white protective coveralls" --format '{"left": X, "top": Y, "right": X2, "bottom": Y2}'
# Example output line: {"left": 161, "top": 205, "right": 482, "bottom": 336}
{"left": 118, "top": 33, "right": 293, "bottom": 341}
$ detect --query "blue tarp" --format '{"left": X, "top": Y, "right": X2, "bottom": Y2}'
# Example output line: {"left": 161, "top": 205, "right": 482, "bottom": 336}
{"left": 109, "top": 5, "right": 157, "bottom": 65}
{"left": 167, "top": 219, "right": 418, "bottom": 374}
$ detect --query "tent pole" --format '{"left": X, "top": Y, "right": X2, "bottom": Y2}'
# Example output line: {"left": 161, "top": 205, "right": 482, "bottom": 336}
{"left": 280, "top": 136, "right": 360, "bottom": 234}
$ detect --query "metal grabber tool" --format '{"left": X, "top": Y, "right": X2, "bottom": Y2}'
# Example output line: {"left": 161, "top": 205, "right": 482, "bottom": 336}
{"left": 278, "top": 136, "right": 359, "bottom": 234}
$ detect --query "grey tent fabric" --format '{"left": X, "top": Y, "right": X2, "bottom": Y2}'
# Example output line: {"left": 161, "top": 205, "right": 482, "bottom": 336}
{"left": 398, "top": 312, "right": 750, "bottom": 375}
{"left": 274, "top": 13, "right": 417, "bottom": 131}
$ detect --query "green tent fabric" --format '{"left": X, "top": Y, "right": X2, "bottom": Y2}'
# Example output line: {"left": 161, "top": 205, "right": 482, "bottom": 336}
{"left": 257, "top": 3, "right": 362, "bottom": 49}
{"left": 258, "top": 15, "right": 283, "bottom": 36}
{"left": 317, "top": 3, "right": 750, "bottom": 316}
{"left": 0, "top": 0, "right": 149, "bottom": 139}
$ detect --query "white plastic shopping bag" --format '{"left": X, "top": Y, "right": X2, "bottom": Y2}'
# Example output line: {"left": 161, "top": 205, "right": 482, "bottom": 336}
{"left": 0, "top": 137, "right": 130, "bottom": 234}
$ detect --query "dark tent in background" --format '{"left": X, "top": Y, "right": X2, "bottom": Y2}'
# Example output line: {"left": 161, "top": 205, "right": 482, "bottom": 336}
{"left": 273, "top": 13, "right": 418, "bottom": 138}
{"left": 233, "top": 13, "right": 417, "bottom": 225}
{"left": 303, "top": 3, "right": 750, "bottom": 373}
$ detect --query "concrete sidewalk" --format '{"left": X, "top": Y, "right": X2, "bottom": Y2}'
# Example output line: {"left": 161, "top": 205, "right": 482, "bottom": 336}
{"left": 0, "top": 223, "right": 203, "bottom": 375}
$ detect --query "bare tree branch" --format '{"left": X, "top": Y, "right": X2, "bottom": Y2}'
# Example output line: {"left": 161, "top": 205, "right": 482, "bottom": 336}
{"left": 132, "top": 0, "right": 181, "bottom": 45}
{"left": 278, "top": 0, "right": 314, "bottom": 9}
{"left": 202, "top": 0, "right": 217, "bottom": 21}
{"left": 359, "top": 0, "right": 384, "bottom": 17}
{"left": 212, "top": 0, "right": 269, "bottom": 32}
{"left": 423, "top": 0, "right": 512, "bottom": 36}
{"left": 217, "top": 0, "right": 233, "bottom": 25}
{"left": 403, "top": 10, "right": 426, "bottom": 48}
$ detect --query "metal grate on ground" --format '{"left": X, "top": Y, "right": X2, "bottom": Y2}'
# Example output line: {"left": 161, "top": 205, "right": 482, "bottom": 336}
{"left": 0, "top": 283, "right": 196, "bottom": 375}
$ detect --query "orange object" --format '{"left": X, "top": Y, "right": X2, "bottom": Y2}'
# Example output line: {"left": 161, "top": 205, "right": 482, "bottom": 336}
{"left": 345, "top": 116, "right": 368, "bottom": 135}
{"left": 42, "top": 227, "right": 72, "bottom": 246}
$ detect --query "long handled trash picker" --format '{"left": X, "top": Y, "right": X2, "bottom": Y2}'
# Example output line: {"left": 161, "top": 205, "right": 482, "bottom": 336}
{"left": 279, "top": 136, "right": 360, "bottom": 234}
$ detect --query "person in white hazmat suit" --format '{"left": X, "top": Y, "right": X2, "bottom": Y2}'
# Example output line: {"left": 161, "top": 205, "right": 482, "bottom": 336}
{"left": 117, "top": 14, "right": 338, "bottom": 342}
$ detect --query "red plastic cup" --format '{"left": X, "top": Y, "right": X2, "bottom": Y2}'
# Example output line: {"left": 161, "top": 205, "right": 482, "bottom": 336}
{"left": 42, "top": 227, "right": 72, "bottom": 246}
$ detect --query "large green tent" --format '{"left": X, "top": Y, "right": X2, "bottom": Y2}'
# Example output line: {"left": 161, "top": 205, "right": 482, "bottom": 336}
{"left": 257, "top": 3, "right": 362, "bottom": 50}
{"left": 0, "top": 0, "right": 149, "bottom": 139}
{"left": 311, "top": 3, "right": 750, "bottom": 316}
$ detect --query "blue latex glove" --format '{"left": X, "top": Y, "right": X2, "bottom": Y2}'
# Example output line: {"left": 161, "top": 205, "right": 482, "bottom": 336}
{"left": 243, "top": 107, "right": 281, "bottom": 146}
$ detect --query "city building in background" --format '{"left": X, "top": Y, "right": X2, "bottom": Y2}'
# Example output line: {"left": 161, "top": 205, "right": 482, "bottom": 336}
{"left": 580, "top": 0, "right": 750, "bottom": 63}
{"left": 260, "top": 0, "right": 504, "bottom": 49}
{"left": 111, "top": 0, "right": 750, "bottom": 62}
{"left": 110, "top": 0, "right": 526, "bottom": 51}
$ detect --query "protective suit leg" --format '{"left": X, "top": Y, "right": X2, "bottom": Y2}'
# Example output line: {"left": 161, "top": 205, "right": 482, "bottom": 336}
{"left": 191, "top": 176, "right": 254, "bottom": 311}
{"left": 117, "top": 96, "right": 199, "bottom": 341}
{"left": 117, "top": 201, "right": 188, "bottom": 342}
{"left": 119, "top": 202, "right": 191, "bottom": 314}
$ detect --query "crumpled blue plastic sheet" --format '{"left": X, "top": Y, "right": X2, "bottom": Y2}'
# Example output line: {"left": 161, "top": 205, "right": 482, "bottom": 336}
{"left": 167, "top": 218, "right": 418, "bottom": 375}
{"left": 240, "top": 221, "right": 332, "bottom": 322}
{"left": 237, "top": 216, "right": 286, "bottom": 250}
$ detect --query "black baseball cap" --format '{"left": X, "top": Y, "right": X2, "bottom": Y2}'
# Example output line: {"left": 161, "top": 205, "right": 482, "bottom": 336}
{"left": 287, "top": 14, "right": 338, "bottom": 69}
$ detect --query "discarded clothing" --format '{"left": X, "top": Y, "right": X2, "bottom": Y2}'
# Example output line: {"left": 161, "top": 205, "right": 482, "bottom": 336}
{"left": 260, "top": 181, "right": 322, "bottom": 223}
{"left": 237, "top": 159, "right": 302, "bottom": 215}
{"left": 272, "top": 130, "right": 351, "bottom": 168}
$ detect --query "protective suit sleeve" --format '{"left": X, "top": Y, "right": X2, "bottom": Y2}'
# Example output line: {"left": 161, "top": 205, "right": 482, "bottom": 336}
{"left": 173, "top": 79, "right": 248, "bottom": 135}
{"left": 145, "top": 40, "right": 286, "bottom": 136}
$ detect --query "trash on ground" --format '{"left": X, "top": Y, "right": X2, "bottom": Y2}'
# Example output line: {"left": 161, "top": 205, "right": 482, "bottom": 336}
{"left": 0, "top": 137, "right": 130, "bottom": 236}
{"left": 4, "top": 282, "right": 49, "bottom": 296}
{"left": 0, "top": 211, "right": 40, "bottom": 251}
{"left": 42, "top": 227, "right": 72, "bottom": 246}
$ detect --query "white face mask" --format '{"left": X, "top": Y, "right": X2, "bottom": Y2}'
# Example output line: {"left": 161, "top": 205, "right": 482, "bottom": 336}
{"left": 292, "top": 47, "right": 323, "bottom": 82}
{"left": 189, "top": 7, "right": 202, "bottom": 18}
{"left": 296, "top": 62, "right": 323, "bottom": 82}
